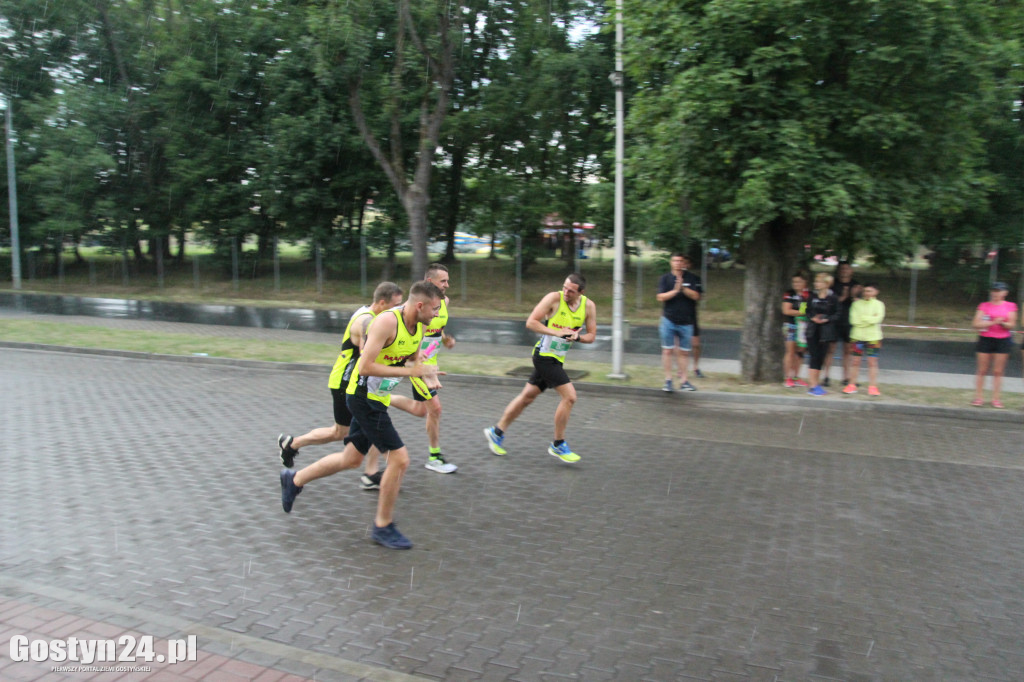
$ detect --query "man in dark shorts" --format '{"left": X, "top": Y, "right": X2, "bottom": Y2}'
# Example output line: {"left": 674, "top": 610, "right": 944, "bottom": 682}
{"left": 279, "top": 281, "right": 445, "bottom": 549}
{"left": 483, "top": 273, "right": 597, "bottom": 463}
{"left": 656, "top": 253, "right": 703, "bottom": 392}
{"left": 388, "top": 263, "right": 458, "bottom": 474}
{"left": 276, "top": 282, "right": 403, "bottom": 489}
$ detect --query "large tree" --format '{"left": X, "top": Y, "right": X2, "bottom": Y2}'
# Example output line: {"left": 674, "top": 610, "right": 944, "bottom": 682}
{"left": 307, "top": 0, "right": 459, "bottom": 280}
{"left": 624, "top": 0, "right": 1015, "bottom": 381}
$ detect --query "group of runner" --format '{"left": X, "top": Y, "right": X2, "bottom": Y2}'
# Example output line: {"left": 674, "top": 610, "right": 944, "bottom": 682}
{"left": 278, "top": 265, "right": 597, "bottom": 549}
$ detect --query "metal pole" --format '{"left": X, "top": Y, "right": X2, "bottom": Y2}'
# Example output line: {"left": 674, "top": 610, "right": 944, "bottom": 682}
{"left": 608, "top": 0, "right": 627, "bottom": 379}
{"left": 4, "top": 97, "right": 21, "bottom": 289}
{"left": 156, "top": 235, "right": 164, "bottom": 289}
{"left": 515, "top": 235, "right": 522, "bottom": 306}
{"left": 360, "top": 234, "right": 367, "bottom": 298}
{"left": 315, "top": 241, "right": 323, "bottom": 295}
{"left": 232, "top": 236, "right": 239, "bottom": 292}
{"left": 636, "top": 257, "right": 643, "bottom": 310}
{"left": 908, "top": 264, "right": 918, "bottom": 324}
{"left": 461, "top": 259, "right": 467, "bottom": 303}
{"left": 273, "top": 235, "right": 280, "bottom": 293}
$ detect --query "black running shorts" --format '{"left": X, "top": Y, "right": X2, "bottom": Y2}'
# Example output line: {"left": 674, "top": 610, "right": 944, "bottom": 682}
{"left": 330, "top": 387, "right": 353, "bottom": 427}
{"left": 527, "top": 351, "right": 572, "bottom": 392}
{"left": 344, "top": 392, "right": 404, "bottom": 455}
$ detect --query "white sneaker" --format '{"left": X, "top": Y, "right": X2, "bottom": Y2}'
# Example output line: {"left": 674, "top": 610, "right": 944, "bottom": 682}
{"left": 425, "top": 454, "right": 458, "bottom": 474}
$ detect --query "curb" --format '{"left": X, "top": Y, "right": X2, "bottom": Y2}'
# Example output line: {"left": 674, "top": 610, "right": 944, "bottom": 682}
{"left": 3, "top": 341, "right": 1019, "bottom": 425}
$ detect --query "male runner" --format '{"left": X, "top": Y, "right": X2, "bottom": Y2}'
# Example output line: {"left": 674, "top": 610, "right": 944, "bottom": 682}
{"left": 277, "top": 282, "right": 403, "bottom": 489}
{"left": 483, "top": 273, "right": 597, "bottom": 463}
{"left": 389, "top": 263, "right": 457, "bottom": 474}
{"left": 279, "top": 281, "right": 445, "bottom": 549}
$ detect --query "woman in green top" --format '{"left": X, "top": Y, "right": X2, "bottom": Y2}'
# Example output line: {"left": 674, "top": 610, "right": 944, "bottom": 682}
{"left": 844, "top": 283, "right": 885, "bottom": 396}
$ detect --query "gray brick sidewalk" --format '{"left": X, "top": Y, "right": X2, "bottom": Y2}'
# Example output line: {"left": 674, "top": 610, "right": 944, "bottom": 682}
{"left": 1, "top": 347, "right": 1023, "bottom": 680}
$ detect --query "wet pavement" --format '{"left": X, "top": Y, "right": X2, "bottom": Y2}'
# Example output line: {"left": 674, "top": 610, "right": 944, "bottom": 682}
{"left": 1, "top": 344, "right": 1023, "bottom": 680}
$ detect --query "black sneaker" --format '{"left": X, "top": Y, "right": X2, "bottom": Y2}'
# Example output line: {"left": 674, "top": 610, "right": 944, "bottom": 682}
{"left": 278, "top": 434, "right": 298, "bottom": 468}
{"left": 280, "top": 469, "right": 303, "bottom": 513}
{"left": 360, "top": 470, "right": 384, "bottom": 490}
{"left": 822, "top": 377, "right": 831, "bottom": 387}
{"left": 694, "top": 368, "right": 705, "bottom": 379}
{"left": 372, "top": 522, "right": 412, "bottom": 549}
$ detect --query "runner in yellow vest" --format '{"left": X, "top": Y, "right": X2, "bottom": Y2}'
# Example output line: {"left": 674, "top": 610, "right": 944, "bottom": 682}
{"left": 276, "top": 282, "right": 403, "bottom": 488}
{"left": 483, "top": 273, "right": 597, "bottom": 462}
{"left": 280, "top": 281, "right": 445, "bottom": 549}
{"left": 390, "top": 263, "right": 458, "bottom": 474}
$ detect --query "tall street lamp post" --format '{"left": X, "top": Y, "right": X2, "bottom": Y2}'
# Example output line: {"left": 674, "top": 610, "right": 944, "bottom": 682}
{"left": 3, "top": 95, "right": 21, "bottom": 290}
{"left": 608, "top": 0, "right": 628, "bottom": 379}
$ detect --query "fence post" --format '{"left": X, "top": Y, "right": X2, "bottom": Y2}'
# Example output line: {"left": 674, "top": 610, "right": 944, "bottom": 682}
{"left": 360, "top": 234, "right": 367, "bottom": 298}
{"left": 908, "top": 265, "right": 918, "bottom": 324}
{"left": 156, "top": 236, "right": 164, "bottom": 289}
{"left": 636, "top": 257, "right": 643, "bottom": 310}
{"left": 515, "top": 235, "right": 522, "bottom": 306}
{"left": 232, "top": 237, "right": 239, "bottom": 292}
{"left": 273, "top": 236, "right": 280, "bottom": 293}
{"left": 315, "top": 241, "right": 323, "bottom": 295}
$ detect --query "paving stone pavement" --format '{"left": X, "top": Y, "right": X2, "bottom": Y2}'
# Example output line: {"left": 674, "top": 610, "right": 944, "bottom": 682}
{"left": 1, "top": 347, "right": 1023, "bottom": 681}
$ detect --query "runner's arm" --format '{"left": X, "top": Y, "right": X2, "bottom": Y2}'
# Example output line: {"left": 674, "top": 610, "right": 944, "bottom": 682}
{"left": 525, "top": 292, "right": 562, "bottom": 336}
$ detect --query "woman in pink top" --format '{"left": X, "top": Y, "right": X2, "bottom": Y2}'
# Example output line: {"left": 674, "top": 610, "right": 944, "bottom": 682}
{"left": 971, "top": 281, "right": 1018, "bottom": 408}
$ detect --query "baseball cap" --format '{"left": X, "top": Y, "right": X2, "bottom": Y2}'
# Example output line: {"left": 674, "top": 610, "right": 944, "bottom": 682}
{"left": 990, "top": 281, "right": 1009, "bottom": 291}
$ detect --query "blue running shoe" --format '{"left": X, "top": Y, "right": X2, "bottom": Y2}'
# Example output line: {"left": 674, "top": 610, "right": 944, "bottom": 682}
{"left": 484, "top": 427, "right": 506, "bottom": 456}
{"left": 548, "top": 441, "right": 581, "bottom": 463}
{"left": 372, "top": 522, "right": 413, "bottom": 549}
{"left": 662, "top": 379, "right": 674, "bottom": 392}
{"left": 807, "top": 385, "right": 827, "bottom": 396}
{"left": 679, "top": 380, "right": 697, "bottom": 392}
{"left": 280, "top": 468, "right": 303, "bottom": 513}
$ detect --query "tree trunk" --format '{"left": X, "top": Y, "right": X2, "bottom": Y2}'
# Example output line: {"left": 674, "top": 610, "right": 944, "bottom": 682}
{"left": 404, "top": 186, "right": 430, "bottom": 279}
{"left": 739, "top": 219, "right": 810, "bottom": 382}
{"left": 442, "top": 147, "right": 465, "bottom": 264}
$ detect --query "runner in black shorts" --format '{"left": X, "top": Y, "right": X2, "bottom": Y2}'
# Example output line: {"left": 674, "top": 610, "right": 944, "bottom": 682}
{"left": 276, "top": 282, "right": 403, "bottom": 488}
{"left": 483, "top": 273, "right": 598, "bottom": 463}
{"left": 527, "top": 353, "right": 573, "bottom": 391}
{"left": 279, "top": 281, "right": 445, "bottom": 549}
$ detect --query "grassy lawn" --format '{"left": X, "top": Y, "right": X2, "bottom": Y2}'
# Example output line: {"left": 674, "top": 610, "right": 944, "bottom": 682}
{"left": 0, "top": 250, "right": 989, "bottom": 339}
{"left": 5, "top": 247, "right": 1015, "bottom": 412}
{"left": 2, "top": 318, "right": 1018, "bottom": 411}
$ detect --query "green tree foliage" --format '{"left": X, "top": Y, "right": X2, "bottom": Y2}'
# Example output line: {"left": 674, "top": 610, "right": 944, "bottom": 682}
{"left": 2, "top": 0, "right": 615, "bottom": 284}
{"left": 623, "top": 0, "right": 1021, "bottom": 381}
{"left": 454, "top": 1, "right": 612, "bottom": 270}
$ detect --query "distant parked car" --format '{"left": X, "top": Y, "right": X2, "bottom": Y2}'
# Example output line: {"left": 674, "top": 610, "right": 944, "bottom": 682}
{"left": 706, "top": 240, "right": 732, "bottom": 266}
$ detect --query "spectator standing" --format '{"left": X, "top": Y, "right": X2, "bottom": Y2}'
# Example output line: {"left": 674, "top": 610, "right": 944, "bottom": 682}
{"left": 782, "top": 273, "right": 810, "bottom": 388}
{"left": 822, "top": 261, "right": 861, "bottom": 387}
{"left": 656, "top": 253, "right": 703, "bottom": 392}
{"left": 844, "top": 283, "right": 886, "bottom": 396}
{"left": 805, "top": 273, "right": 840, "bottom": 396}
{"left": 971, "top": 282, "right": 1018, "bottom": 408}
